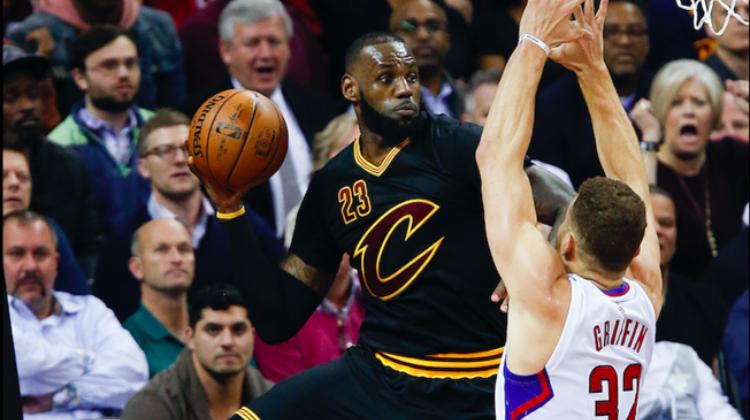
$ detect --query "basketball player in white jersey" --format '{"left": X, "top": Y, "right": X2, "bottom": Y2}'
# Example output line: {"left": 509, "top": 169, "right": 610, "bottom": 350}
{"left": 476, "top": 0, "right": 663, "bottom": 418}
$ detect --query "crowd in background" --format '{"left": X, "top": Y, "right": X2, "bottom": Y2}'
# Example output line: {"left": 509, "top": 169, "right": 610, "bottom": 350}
{"left": 2, "top": 0, "right": 748, "bottom": 418}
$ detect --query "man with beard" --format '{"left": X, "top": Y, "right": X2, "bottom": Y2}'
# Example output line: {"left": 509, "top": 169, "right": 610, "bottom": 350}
{"left": 3, "top": 210, "right": 148, "bottom": 418}
{"left": 529, "top": 0, "right": 653, "bottom": 189}
{"left": 123, "top": 219, "right": 195, "bottom": 377}
{"left": 2, "top": 44, "right": 100, "bottom": 279}
{"left": 49, "top": 25, "right": 153, "bottom": 236}
{"left": 188, "top": 32, "right": 573, "bottom": 418}
{"left": 93, "top": 109, "right": 282, "bottom": 322}
{"left": 390, "top": 0, "right": 465, "bottom": 118}
{"left": 6, "top": 0, "right": 186, "bottom": 114}
{"left": 122, "top": 284, "right": 273, "bottom": 420}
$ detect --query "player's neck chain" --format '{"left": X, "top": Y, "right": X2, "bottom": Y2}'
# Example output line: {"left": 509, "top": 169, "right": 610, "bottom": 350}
{"left": 675, "top": 161, "right": 718, "bottom": 257}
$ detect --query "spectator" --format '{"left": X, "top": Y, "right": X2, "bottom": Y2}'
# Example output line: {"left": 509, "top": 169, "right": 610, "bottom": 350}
{"left": 703, "top": 226, "right": 749, "bottom": 312}
{"left": 703, "top": 0, "right": 749, "bottom": 81}
{"left": 122, "top": 284, "right": 272, "bottom": 420}
{"left": 528, "top": 0, "right": 653, "bottom": 189}
{"left": 2, "top": 44, "right": 100, "bottom": 278}
{"left": 6, "top": 0, "right": 186, "bottom": 114}
{"left": 48, "top": 25, "right": 152, "bottom": 236}
{"left": 462, "top": 69, "right": 573, "bottom": 188}
{"left": 390, "top": 0, "right": 464, "bottom": 118}
{"left": 124, "top": 219, "right": 194, "bottom": 378}
{"left": 712, "top": 90, "right": 750, "bottom": 142}
{"left": 255, "top": 113, "right": 365, "bottom": 382}
{"left": 311, "top": 0, "right": 471, "bottom": 109}
{"left": 218, "top": 0, "right": 336, "bottom": 236}
{"left": 631, "top": 60, "right": 748, "bottom": 279}
{"left": 651, "top": 186, "right": 729, "bottom": 364}
{"left": 461, "top": 68, "right": 501, "bottom": 126}
{"left": 93, "top": 108, "right": 282, "bottom": 321}
{"left": 3, "top": 139, "right": 87, "bottom": 295}
{"left": 723, "top": 290, "right": 749, "bottom": 418}
{"left": 4, "top": 210, "right": 148, "bottom": 418}
{"left": 638, "top": 341, "right": 742, "bottom": 419}
{"left": 180, "top": 0, "right": 330, "bottom": 113}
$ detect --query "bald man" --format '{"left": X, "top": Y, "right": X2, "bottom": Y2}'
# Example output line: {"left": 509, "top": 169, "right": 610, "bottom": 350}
{"left": 124, "top": 219, "right": 195, "bottom": 377}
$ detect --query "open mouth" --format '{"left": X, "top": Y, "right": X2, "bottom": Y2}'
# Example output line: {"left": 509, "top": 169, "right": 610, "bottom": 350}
{"left": 255, "top": 65, "right": 275, "bottom": 75}
{"left": 680, "top": 124, "right": 698, "bottom": 136}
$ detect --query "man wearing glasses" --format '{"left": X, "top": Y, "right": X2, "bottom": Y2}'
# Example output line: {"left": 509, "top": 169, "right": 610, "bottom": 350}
{"left": 528, "top": 0, "right": 653, "bottom": 189}
{"left": 390, "top": 0, "right": 466, "bottom": 119}
{"left": 48, "top": 25, "right": 152, "bottom": 236}
{"left": 93, "top": 109, "right": 283, "bottom": 322}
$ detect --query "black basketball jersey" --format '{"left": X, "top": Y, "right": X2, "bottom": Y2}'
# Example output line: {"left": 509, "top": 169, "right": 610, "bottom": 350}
{"left": 290, "top": 112, "right": 505, "bottom": 357}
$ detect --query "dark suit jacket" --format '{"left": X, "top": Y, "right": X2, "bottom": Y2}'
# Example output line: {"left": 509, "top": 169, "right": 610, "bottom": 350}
{"left": 529, "top": 71, "right": 653, "bottom": 189}
{"left": 93, "top": 204, "right": 284, "bottom": 322}
{"left": 242, "top": 81, "right": 338, "bottom": 233}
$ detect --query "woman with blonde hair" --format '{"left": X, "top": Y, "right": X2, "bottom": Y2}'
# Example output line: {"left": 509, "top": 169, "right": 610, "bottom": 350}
{"left": 631, "top": 59, "right": 748, "bottom": 279}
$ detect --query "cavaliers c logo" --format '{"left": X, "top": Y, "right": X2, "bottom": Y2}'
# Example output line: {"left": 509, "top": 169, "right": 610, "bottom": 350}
{"left": 353, "top": 199, "right": 444, "bottom": 300}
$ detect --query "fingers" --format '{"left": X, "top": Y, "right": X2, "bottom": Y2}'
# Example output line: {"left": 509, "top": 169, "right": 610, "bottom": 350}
{"left": 573, "top": 4, "right": 586, "bottom": 26}
{"left": 563, "top": 0, "right": 587, "bottom": 14}
{"left": 584, "top": 0, "right": 594, "bottom": 19}
{"left": 596, "top": 0, "right": 609, "bottom": 25}
{"left": 491, "top": 280, "right": 508, "bottom": 303}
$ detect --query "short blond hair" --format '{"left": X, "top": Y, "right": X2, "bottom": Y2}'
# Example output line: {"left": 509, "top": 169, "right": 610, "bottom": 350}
{"left": 313, "top": 113, "right": 358, "bottom": 170}
{"left": 649, "top": 59, "right": 724, "bottom": 129}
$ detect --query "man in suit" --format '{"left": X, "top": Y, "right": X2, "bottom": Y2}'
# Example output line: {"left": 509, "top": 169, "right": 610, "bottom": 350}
{"left": 529, "top": 0, "right": 653, "bottom": 188}
{"left": 218, "top": 0, "right": 336, "bottom": 237}
{"left": 94, "top": 109, "right": 283, "bottom": 321}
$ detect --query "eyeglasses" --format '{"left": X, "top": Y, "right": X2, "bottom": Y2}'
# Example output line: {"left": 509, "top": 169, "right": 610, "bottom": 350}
{"left": 397, "top": 18, "right": 447, "bottom": 35}
{"left": 87, "top": 57, "right": 140, "bottom": 75}
{"left": 141, "top": 143, "right": 189, "bottom": 160}
{"left": 603, "top": 25, "right": 648, "bottom": 39}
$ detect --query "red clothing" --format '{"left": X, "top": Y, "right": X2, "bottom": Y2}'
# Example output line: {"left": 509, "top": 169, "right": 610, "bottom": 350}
{"left": 254, "top": 294, "right": 365, "bottom": 382}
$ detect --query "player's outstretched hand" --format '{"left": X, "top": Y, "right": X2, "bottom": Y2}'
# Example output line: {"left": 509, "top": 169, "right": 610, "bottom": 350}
{"left": 519, "top": 0, "right": 589, "bottom": 47}
{"left": 549, "top": 0, "right": 608, "bottom": 74}
{"left": 185, "top": 140, "right": 248, "bottom": 213}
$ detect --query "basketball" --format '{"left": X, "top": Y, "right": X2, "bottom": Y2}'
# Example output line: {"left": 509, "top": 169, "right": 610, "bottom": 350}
{"left": 187, "top": 89, "right": 288, "bottom": 192}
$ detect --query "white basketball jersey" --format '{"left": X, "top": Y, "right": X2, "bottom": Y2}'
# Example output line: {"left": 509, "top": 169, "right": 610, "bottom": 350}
{"left": 495, "top": 274, "right": 656, "bottom": 420}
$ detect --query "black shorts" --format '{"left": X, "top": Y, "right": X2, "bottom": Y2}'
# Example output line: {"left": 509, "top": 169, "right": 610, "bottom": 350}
{"left": 231, "top": 346, "right": 500, "bottom": 420}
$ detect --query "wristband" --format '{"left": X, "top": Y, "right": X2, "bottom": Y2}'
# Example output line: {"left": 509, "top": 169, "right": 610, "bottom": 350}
{"left": 640, "top": 141, "right": 659, "bottom": 152}
{"left": 216, "top": 206, "right": 246, "bottom": 220}
{"left": 518, "top": 33, "right": 550, "bottom": 56}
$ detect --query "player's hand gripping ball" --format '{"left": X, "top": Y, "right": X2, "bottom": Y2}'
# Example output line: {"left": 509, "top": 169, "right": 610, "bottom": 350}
{"left": 186, "top": 89, "right": 288, "bottom": 201}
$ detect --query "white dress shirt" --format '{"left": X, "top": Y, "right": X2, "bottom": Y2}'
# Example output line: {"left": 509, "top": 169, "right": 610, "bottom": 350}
{"left": 8, "top": 292, "right": 148, "bottom": 419}
{"left": 147, "top": 192, "right": 215, "bottom": 248}
{"left": 231, "top": 79, "right": 313, "bottom": 237}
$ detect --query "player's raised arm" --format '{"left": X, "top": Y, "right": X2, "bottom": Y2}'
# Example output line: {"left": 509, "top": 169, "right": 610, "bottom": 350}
{"left": 550, "top": 0, "right": 662, "bottom": 314}
{"left": 476, "top": 0, "right": 585, "bottom": 307}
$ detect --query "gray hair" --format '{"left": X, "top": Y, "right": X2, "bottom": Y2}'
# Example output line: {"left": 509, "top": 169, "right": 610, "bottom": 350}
{"left": 464, "top": 69, "right": 502, "bottom": 115}
{"left": 649, "top": 59, "right": 724, "bottom": 129}
{"left": 219, "top": 0, "right": 294, "bottom": 43}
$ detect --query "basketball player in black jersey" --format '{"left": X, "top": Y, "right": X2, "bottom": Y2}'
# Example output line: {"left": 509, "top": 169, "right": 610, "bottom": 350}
{"left": 190, "top": 33, "right": 574, "bottom": 419}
